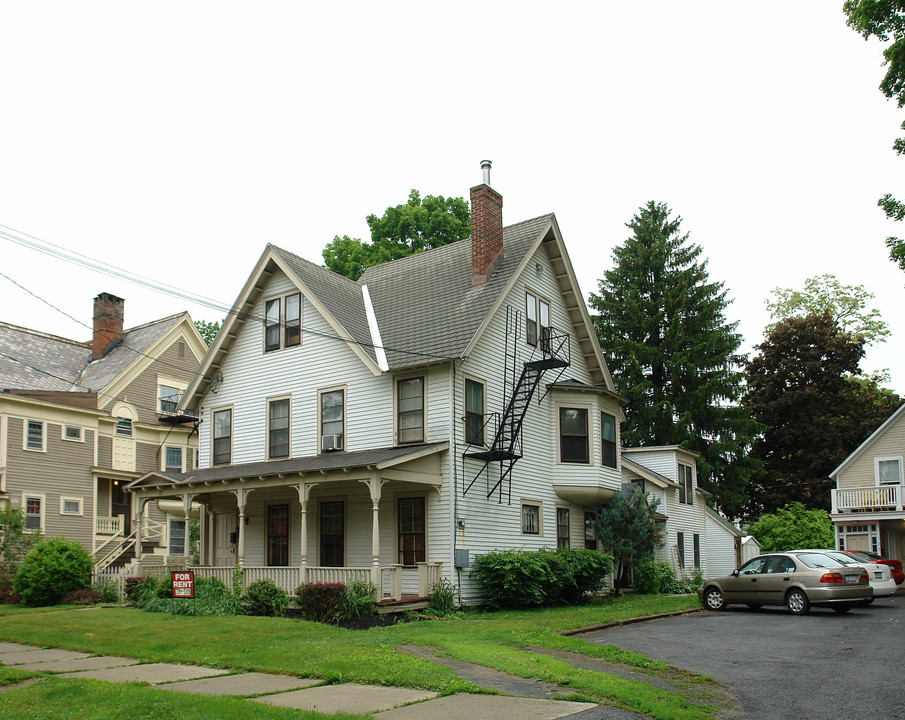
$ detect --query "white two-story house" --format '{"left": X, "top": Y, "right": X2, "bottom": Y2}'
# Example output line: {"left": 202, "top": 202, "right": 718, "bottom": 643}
{"left": 128, "top": 163, "right": 628, "bottom": 604}
{"left": 830, "top": 403, "right": 905, "bottom": 563}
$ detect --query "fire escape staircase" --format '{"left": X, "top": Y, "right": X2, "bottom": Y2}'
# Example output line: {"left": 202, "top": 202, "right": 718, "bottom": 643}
{"left": 462, "top": 307, "right": 570, "bottom": 503}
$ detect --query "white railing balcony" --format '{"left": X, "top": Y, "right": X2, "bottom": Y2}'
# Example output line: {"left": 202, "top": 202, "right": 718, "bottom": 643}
{"left": 96, "top": 516, "right": 125, "bottom": 535}
{"left": 832, "top": 484, "right": 905, "bottom": 513}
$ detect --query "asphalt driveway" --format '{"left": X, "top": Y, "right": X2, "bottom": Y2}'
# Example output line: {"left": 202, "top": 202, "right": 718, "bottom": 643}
{"left": 580, "top": 595, "right": 904, "bottom": 720}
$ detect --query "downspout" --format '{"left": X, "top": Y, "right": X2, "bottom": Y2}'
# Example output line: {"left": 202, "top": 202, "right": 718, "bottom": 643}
{"left": 449, "top": 359, "right": 461, "bottom": 602}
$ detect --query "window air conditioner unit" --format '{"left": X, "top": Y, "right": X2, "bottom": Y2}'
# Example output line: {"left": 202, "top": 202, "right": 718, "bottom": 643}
{"left": 321, "top": 434, "right": 344, "bottom": 452}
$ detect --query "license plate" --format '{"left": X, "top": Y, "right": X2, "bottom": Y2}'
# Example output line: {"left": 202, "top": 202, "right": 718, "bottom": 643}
{"left": 845, "top": 574, "right": 858, "bottom": 582}
{"left": 875, "top": 572, "right": 884, "bottom": 579}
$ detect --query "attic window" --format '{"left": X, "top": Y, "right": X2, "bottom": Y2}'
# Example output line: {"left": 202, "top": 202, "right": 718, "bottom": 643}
{"left": 115, "top": 416, "right": 133, "bottom": 437}
{"left": 265, "top": 293, "right": 301, "bottom": 352}
{"left": 526, "top": 291, "right": 551, "bottom": 349}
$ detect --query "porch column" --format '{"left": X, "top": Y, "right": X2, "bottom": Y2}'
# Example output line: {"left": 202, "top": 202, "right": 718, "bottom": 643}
{"left": 182, "top": 494, "right": 192, "bottom": 566}
{"left": 206, "top": 505, "right": 215, "bottom": 565}
{"left": 359, "top": 473, "right": 386, "bottom": 590}
{"left": 295, "top": 482, "right": 318, "bottom": 586}
{"left": 133, "top": 497, "right": 147, "bottom": 568}
{"left": 231, "top": 488, "right": 248, "bottom": 568}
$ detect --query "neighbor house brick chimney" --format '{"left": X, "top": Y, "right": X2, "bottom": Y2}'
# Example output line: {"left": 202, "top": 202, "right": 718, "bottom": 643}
{"left": 471, "top": 159, "right": 503, "bottom": 287}
{"left": 91, "top": 292, "right": 125, "bottom": 360}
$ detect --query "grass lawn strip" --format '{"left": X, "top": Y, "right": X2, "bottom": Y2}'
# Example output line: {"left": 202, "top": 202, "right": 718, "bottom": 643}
{"left": 0, "top": 594, "right": 717, "bottom": 719}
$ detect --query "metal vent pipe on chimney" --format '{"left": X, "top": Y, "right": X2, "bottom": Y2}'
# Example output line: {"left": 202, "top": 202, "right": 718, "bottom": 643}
{"left": 481, "top": 159, "right": 492, "bottom": 186}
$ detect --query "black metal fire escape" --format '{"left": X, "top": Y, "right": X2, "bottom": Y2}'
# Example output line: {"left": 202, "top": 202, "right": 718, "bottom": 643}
{"left": 462, "top": 306, "right": 570, "bottom": 503}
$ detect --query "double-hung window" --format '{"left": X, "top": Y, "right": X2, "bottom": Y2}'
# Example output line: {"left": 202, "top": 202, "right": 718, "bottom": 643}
{"left": 169, "top": 519, "right": 186, "bottom": 555}
{"left": 24, "top": 496, "right": 42, "bottom": 531}
{"left": 525, "top": 292, "right": 551, "bottom": 349}
{"left": 677, "top": 531, "right": 686, "bottom": 567}
{"left": 25, "top": 420, "right": 44, "bottom": 451}
{"left": 213, "top": 409, "right": 232, "bottom": 465}
{"left": 693, "top": 534, "right": 701, "bottom": 568}
{"left": 165, "top": 446, "right": 183, "bottom": 473}
{"left": 522, "top": 503, "right": 540, "bottom": 535}
{"left": 464, "top": 378, "right": 485, "bottom": 446}
{"left": 876, "top": 457, "right": 903, "bottom": 486}
{"left": 559, "top": 407, "right": 589, "bottom": 464}
{"left": 584, "top": 511, "right": 598, "bottom": 550}
{"left": 398, "top": 497, "right": 426, "bottom": 566}
{"left": 264, "top": 292, "right": 301, "bottom": 352}
{"left": 397, "top": 377, "right": 424, "bottom": 444}
{"left": 319, "top": 390, "right": 344, "bottom": 452}
{"left": 556, "top": 508, "right": 570, "bottom": 548}
{"left": 268, "top": 398, "right": 290, "bottom": 459}
{"left": 600, "top": 412, "right": 617, "bottom": 468}
{"left": 678, "top": 463, "right": 694, "bottom": 505}
{"left": 159, "top": 385, "right": 179, "bottom": 414}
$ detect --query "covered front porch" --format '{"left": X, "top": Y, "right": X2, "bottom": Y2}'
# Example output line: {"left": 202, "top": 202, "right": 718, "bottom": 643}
{"left": 126, "top": 443, "right": 449, "bottom": 601}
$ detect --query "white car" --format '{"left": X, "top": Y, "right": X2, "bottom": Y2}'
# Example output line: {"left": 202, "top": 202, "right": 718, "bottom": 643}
{"left": 802, "top": 549, "right": 896, "bottom": 600}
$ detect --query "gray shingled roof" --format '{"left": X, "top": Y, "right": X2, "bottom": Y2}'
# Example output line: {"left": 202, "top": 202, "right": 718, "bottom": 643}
{"left": 130, "top": 442, "right": 448, "bottom": 490}
{"left": 0, "top": 314, "right": 183, "bottom": 395}
{"left": 269, "top": 245, "right": 377, "bottom": 366}
{"left": 360, "top": 214, "right": 553, "bottom": 369}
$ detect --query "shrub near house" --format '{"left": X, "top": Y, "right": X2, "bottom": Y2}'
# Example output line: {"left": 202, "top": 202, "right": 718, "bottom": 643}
{"left": 13, "top": 537, "right": 92, "bottom": 607}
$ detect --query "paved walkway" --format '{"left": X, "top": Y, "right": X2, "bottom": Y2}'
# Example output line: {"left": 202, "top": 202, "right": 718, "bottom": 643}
{"left": 0, "top": 640, "right": 614, "bottom": 719}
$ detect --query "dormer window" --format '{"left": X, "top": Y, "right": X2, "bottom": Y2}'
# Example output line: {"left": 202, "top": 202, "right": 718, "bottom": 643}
{"left": 265, "top": 292, "right": 301, "bottom": 352}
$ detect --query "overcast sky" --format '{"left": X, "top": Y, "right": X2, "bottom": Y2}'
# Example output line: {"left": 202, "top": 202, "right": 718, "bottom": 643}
{"left": 2, "top": 2, "right": 903, "bottom": 392}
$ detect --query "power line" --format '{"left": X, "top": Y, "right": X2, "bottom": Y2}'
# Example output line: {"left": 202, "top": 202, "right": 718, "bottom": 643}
{"left": 0, "top": 223, "right": 452, "bottom": 362}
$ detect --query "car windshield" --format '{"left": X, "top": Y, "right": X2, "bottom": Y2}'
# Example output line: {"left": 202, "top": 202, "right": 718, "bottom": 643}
{"left": 847, "top": 551, "right": 872, "bottom": 561}
{"left": 794, "top": 552, "right": 846, "bottom": 569}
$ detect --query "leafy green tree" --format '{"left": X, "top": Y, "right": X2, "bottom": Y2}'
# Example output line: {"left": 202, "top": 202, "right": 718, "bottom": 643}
{"left": 323, "top": 189, "right": 470, "bottom": 280}
{"left": 193, "top": 319, "right": 220, "bottom": 347}
{"left": 742, "top": 312, "right": 903, "bottom": 517}
{"left": 745, "top": 503, "right": 834, "bottom": 552}
{"left": 595, "top": 487, "right": 662, "bottom": 595}
{"left": 766, "top": 274, "right": 890, "bottom": 345}
{"left": 589, "top": 201, "right": 760, "bottom": 518}
{"left": 844, "top": 1, "right": 905, "bottom": 272}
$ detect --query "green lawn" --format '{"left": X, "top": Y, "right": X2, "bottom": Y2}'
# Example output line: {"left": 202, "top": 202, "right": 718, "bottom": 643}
{"left": 0, "top": 595, "right": 721, "bottom": 720}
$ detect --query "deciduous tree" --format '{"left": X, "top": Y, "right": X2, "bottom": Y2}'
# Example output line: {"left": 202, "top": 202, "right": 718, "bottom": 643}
{"left": 589, "top": 201, "right": 760, "bottom": 518}
{"left": 323, "top": 189, "right": 470, "bottom": 280}
{"left": 844, "top": 1, "right": 905, "bottom": 272}
{"left": 742, "top": 312, "right": 902, "bottom": 517}
{"left": 745, "top": 503, "right": 834, "bottom": 552}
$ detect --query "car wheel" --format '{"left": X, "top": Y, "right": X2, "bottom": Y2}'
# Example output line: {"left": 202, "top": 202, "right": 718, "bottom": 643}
{"left": 786, "top": 589, "right": 811, "bottom": 615}
{"left": 833, "top": 604, "right": 853, "bottom": 614}
{"left": 746, "top": 603, "right": 763, "bottom": 610}
{"left": 703, "top": 586, "right": 726, "bottom": 611}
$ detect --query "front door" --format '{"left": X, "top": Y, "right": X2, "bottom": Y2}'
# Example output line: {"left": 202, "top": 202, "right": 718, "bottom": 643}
{"left": 320, "top": 501, "right": 344, "bottom": 567}
{"left": 214, "top": 512, "right": 235, "bottom": 566}
{"left": 267, "top": 505, "right": 289, "bottom": 566}
{"left": 111, "top": 480, "right": 131, "bottom": 534}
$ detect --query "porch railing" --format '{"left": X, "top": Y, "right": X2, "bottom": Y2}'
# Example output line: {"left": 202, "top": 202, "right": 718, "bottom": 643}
{"left": 831, "top": 485, "right": 904, "bottom": 513}
{"left": 124, "top": 562, "right": 443, "bottom": 601}
{"left": 96, "top": 516, "right": 125, "bottom": 535}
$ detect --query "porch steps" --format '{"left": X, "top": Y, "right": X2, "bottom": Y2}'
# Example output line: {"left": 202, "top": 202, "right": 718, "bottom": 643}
{"left": 375, "top": 595, "right": 429, "bottom": 614}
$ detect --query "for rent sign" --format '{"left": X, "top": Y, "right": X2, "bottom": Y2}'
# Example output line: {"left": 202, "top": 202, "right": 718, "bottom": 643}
{"left": 171, "top": 571, "right": 195, "bottom": 598}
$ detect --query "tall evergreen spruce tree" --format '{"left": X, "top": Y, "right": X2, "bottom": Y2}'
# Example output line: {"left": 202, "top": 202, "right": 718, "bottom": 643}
{"left": 589, "top": 201, "right": 758, "bottom": 518}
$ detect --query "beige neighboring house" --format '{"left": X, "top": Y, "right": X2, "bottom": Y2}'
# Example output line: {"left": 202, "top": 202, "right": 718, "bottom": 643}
{"left": 830, "top": 402, "right": 905, "bottom": 563}
{"left": 0, "top": 293, "right": 206, "bottom": 572}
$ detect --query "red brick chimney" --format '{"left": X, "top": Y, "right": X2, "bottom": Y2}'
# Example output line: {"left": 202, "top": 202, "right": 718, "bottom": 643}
{"left": 471, "top": 159, "right": 503, "bottom": 287}
{"left": 91, "top": 292, "right": 125, "bottom": 360}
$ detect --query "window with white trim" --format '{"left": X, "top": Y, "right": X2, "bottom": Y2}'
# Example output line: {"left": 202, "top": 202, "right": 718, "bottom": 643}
{"left": 464, "top": 378, "right": 485, "bottom": 446}
{"left": 60, "top": 497, "right": 83, "bottom": 515}
{"left": 600, "top": 412, "right": 617, "bottom": 468}
{"left": 876, "top": 456, "right": 903, "bottom": 485}
{"left": 165, "top": 446, "right": 183, "bottom": 473}
{"left": 268, "top": 397, "right": 291, "bottom": 459}
{"left": 169, "top": 519, "right": 186, "bottom": 555}
{"left": 559, "top": 407, "right": 589, "bottom": 464}
{"left": 25, "top": 420, "right": 44, "bottom": 451}
{"left": 556, "top": 507, "right": 570, "bottom": 549}
{"left": 159, "top": 385, "right": 180, "bottom": 414}
{"left": 264, "top": 292, "right": 301, "bottom": 352}
{"left": 319, "top": 390, "right": 344, "bottom": 452}
{"left": 525, "top": 291, "right": 551, "bottom": 348}
{"left": 63, "top": 425, "right": 83, "bottom": 442}
{"left": 676, "top": 531, "right": 686, "bottom": 567}
{"left": 397, "top": 376, "right": 424, "bottom": 444}
{"left": 678, "top": 463, "right": 694, "bottom": 505}
{"left": 24, "top": 495, "right": 43, "bottom": 531}
{"left": 213, "top": 408, "right": 232, "bottom": 465}
{"left": 521, "top": 503, "right": 541, "bottom": 535}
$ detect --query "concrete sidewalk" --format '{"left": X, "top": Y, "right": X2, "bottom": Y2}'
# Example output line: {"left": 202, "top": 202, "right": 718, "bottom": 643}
{"left": 0, "top": 641, "right": 610, "bottom": 718}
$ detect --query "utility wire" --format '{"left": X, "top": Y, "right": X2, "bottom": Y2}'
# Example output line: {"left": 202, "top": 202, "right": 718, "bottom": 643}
{"left": 0, "top": 223, "right": 453, "bottom": 362}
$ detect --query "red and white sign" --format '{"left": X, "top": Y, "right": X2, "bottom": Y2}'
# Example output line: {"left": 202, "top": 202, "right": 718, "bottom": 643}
{"left": 171, "top": 570, "right": 194, "bottom": 598}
